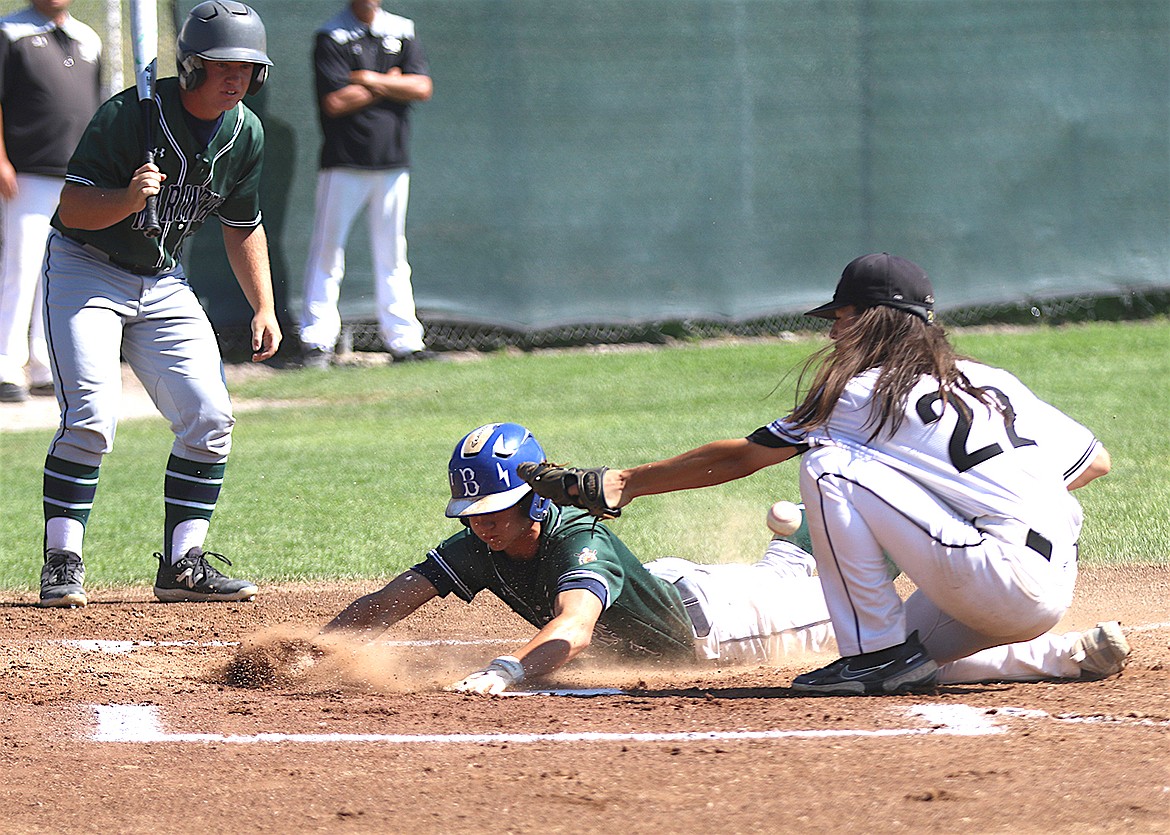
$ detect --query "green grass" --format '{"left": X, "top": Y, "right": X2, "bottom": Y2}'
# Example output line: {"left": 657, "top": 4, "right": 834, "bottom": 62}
{"left": 2, "top": 319, "right": 1167, "bottom": 591}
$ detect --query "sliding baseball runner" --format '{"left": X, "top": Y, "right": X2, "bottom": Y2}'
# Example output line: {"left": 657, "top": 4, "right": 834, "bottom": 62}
{"left": 38, "top": 1, "right": 279, "bottom": 608}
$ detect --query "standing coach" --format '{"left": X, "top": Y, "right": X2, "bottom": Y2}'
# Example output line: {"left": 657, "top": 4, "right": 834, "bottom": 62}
{"left": 298, "top": 0, "right": 434, "bottom": 368}
{"left": 0, "top": 0, "right": 101, "bottom": 402}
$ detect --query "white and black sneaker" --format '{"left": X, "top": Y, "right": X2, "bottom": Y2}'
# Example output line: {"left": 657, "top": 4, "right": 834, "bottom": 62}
{"left": 792, "top": 630, "right": 939, "bottom": 695}
{"left": 39, "top": 549, "right": 87, "bottom": 608}
{"left": 153, "top": 548, "right": 258, "bottom": 603}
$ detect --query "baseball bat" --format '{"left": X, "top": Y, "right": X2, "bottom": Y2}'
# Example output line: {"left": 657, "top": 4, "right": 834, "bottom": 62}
{"left": 129, "top": 0, "right": 161, "bottom": 238}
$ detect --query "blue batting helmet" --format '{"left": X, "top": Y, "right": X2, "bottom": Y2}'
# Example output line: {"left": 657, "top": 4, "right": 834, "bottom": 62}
{"left": 446, "top": 423, "right": 551, "bottom": 521}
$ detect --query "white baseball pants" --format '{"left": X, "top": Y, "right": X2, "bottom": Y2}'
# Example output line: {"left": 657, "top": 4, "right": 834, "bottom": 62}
{"left": 646, "top": 539, "right": 836, "bottom": 665}
{"left": 0, "top": 173, "right": 59, "bottom": 386}
{"left": 800, "top": 445, "right": 1076, "bottom": 664}
{"left": 299, "top": 168, "right": 425, "bottom": 355}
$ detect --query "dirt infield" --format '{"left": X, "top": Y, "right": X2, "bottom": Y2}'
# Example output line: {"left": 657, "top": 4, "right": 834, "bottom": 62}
{"left": 1, "top": 564, "right": 1167, "bottom": 834}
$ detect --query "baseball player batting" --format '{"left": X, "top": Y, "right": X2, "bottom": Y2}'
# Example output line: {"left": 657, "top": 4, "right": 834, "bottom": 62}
{"left": 520, "top": 253, "right": 1117, "bottom": 695}
{"left": 37, "top": 0, "right": 279, "bottom": 608}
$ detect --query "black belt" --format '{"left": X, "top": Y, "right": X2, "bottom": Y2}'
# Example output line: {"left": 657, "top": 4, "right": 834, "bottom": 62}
{"left": 62, "top": 234, "right": 169, "bottom": 277}
{"left": 1026, "top": 529, "right": 1053, "bottom": 561}
{"left": 673, "top": 576, "right": 712, "bottom": 639}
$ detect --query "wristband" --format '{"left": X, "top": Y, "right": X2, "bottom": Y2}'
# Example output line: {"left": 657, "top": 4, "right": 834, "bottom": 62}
{"left": 487, "top": 655, "right": 526, "bottom": 684}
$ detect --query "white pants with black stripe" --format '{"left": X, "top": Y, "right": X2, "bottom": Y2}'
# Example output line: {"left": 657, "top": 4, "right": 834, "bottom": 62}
{"left": 43, "top": 233, "right": 234, "bottom": 467}
{"left": 799, "top": 445, "right": 1077, "bottom": 664}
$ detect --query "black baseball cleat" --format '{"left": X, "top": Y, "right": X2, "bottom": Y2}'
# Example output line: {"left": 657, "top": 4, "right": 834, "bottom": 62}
{"left": 300, "top": 346, "right": 333, "bottom": 370}
{"left": 39, "top": 549, "right": 88, "bottom": 608}
{"left": 154, "top": 548, "right": 258, "bottom": 603}
{"left": 391, "top": 349, "right": 439, "bottom": 363}
{"left": 791, "top": 630, "right": 939, "bottom": 695}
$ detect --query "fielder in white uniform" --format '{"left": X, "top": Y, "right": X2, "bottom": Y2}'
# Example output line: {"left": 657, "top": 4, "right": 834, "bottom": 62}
{"left": 536, "top": 253, "right": 1121, "bottom": 695}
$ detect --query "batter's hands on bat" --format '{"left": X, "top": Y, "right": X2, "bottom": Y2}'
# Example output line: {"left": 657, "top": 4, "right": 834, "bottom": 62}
{"left": 446, "top": 655, "right": 526, "bottom": 695}
{"left": 517, "top": 462, "right": 623, "bottom": 519}
{"left": 128, "top": 162, "right": 165, "bottom": 211}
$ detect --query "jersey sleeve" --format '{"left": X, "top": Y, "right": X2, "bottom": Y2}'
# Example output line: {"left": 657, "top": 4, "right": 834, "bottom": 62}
{"left": 63, "top": 92, "right": 142, "bottom": 189}
{"left": 314, "top": 31, "right": 353, "bottom": 98}
{"left": 547, "top": 529, "right": 629, "bottom": 611}
{"left": 991, "top": 371, "right": 1101, "bottom": 485}
{"left": 0, "top": 29, "right": 11, "bottom": 93}
{"left": 747, "top": 421, "right": 810, "bottom": 451}
{"left": 215, "top": 112, "right": 264, "bottom": 227}
{"left": 399, "top": 31, "right": 429, "bottom": 76}
{"left": 410, "top": 532, "right": 490, "bottom": 603}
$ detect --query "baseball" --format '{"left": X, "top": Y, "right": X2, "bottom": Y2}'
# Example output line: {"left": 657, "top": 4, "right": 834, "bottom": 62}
{"left": 766, "top": 501, "right": 803, "bottom": 536}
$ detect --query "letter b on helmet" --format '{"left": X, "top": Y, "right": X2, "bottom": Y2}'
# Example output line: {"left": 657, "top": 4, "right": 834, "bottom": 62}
{"left": 446, "top": 423, "right": 550, "bottom": 521}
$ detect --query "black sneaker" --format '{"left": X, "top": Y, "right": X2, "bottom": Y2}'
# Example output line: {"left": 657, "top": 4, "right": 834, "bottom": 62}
{"left": 301, "top": 346, "right": 333, "bottom": 370}
{"left": 0, "top": 381, "right": 29, "bottom": 402}
{"left": 153, "top": 548, "right": 258, "bottom": 602}
{"left": 792, "top": 630, "right": 939, "bottom": 695}
{"left": 391, "top": 349, "right": 439, "bottom": 363}
{"left": 39, "top": 549, "right": 87, "bottom": 608}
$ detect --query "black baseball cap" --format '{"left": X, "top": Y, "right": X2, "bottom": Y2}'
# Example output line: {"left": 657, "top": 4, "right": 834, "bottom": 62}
{"left": 806, "top": 253, "right": 936, "bottom": 324}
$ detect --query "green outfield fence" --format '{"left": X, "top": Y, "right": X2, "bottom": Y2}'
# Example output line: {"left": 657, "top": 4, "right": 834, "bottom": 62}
{"left": 6, "top": 0, "right": 1169, "bottom": 356}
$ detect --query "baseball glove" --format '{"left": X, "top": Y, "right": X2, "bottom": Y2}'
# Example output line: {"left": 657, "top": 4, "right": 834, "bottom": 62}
{"left": 517, "top": 461, "right": 621, "bottom": 519}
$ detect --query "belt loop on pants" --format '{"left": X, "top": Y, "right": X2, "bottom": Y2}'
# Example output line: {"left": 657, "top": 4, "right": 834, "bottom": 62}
{"left": 1025, "top": 529, "right": 1053, "bottom": 561}
{"left": 673, "top": 576, "right": 712, "bottom": 639}
{"left": 63, "top": 233, "right": 167, "bottom": 277}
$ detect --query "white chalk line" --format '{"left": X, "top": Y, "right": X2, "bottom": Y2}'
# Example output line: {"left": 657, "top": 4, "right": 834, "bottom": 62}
{"left": 31, "top": 637, "right": 514, "bottom": 655}
{"left": 91, "top": 703, "right": 1003, "bottom": 744}
{"left": 1122, "top": 621, "right": 1170, "bottom": 633}
{"left": 994, "top": 707, "right": 1170, "bottom": 728}
{"left": 39, "top": 618, "right": 1170, "bottom": 656}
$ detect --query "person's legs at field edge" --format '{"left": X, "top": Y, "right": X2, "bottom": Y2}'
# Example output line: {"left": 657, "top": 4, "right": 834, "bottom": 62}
{"left": 368, "top": 168, "right": 426, "bottom": 357}
{"left": 0, "top": 174, "right": 59, "bottom": 395}
{"left": 300, "top": 168, "right": 373, "bottom": 358}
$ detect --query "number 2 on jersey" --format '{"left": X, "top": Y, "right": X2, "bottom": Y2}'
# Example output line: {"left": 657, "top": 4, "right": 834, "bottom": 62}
{"left": 915, "top": 387, "right": 1037, "bottom": 472}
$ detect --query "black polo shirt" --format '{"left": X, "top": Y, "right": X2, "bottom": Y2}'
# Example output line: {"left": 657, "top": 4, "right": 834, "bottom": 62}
{"left": 313, "top": 6, "right": 429, "bottom": 171}
{"left": 0, "top": 8, "right": 101, "bottom": 176}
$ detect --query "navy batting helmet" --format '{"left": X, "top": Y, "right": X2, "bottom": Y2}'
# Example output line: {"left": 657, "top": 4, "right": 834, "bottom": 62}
{"left": 177, "top": 0, "right": 272, "bottom": 95}
{"left": 446, "top": 423, "right": 551, "bottom": 521}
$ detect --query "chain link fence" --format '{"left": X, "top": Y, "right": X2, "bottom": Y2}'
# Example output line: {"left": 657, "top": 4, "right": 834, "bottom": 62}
{"left": 215, "top": 286, "right": 1170, "bottom": 363}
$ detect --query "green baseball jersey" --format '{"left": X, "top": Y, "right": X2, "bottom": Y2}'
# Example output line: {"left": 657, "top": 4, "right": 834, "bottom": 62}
{"left": 51, "top": 77, "right": 265, "bottom": 273}
{"left": 413, "top": 505, "right": 696, "bottom": 660}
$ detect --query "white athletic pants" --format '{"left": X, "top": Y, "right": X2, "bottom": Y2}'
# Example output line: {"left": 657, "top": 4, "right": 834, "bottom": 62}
{"left": 0, "top": 173, "right": 59, "bottom": 386}
{"left": 646, "top": 539, "right": 836, "bottom": 665}
{"left": 938, "top": 630, "right": 1085, "bottom": 683}
{"left": 800, "top": 445, "right": 1076, "bottom": 664}
{"left": 299, "top": 168, "right": 425, "bottom": 355}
